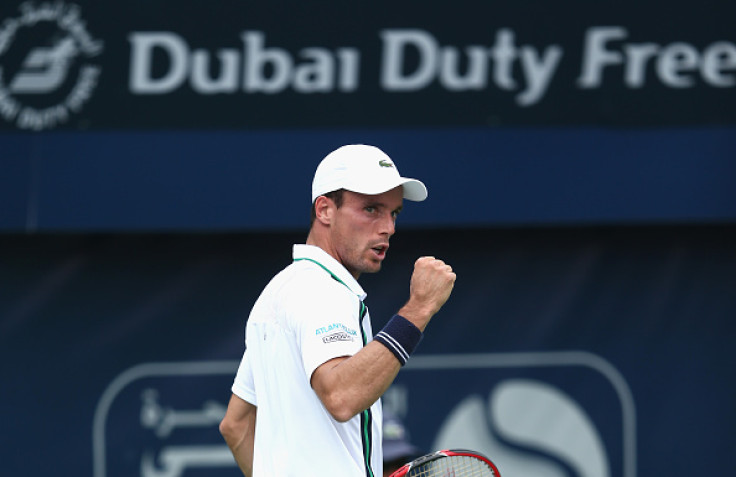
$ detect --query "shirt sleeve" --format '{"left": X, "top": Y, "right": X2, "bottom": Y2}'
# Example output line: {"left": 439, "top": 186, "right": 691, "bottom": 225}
{"left": 291, "top": 278, "right": 364, "bottom": 380}
{"left": 231, "top": 348, "right": 257, "bottom": 405}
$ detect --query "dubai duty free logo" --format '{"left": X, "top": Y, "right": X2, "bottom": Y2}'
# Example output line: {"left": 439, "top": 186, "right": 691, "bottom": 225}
{"left": 0, "top": 1, "right": 103, "bottom": 130}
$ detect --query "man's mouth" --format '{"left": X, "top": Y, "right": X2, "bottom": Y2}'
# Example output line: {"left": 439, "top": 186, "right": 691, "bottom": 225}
{"left": 371, "top": 244, "right": 389, "bottom": 258}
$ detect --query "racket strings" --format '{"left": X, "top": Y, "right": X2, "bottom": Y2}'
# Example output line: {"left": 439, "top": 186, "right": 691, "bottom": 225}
{"left": 408, "top": 455, "right": 496, "bottom": 477}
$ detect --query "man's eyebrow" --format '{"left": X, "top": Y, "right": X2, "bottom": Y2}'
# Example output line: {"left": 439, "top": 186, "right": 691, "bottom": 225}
{"left": 362, "top": 199, "right": 384, "bottom": 208}
{"left": 363, "top": 200, "right": 402, "bottom": 213}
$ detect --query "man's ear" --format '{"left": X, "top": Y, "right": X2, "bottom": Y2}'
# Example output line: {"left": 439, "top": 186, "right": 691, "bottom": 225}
{"left": 313, "top": 195, "right": 334, "bottom": 225}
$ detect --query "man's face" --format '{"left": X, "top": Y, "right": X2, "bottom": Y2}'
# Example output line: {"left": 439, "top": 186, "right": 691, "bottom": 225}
{"left": 329, "top": 187, "right": 403, "bottom": 278}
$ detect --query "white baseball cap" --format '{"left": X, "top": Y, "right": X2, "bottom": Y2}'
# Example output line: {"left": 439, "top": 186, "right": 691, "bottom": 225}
{"left": 311, "top": 144, "right": 428, "bottom": 203}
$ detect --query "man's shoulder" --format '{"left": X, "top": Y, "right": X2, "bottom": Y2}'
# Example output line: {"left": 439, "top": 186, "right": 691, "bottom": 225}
{"left": 268, "top": 259, "right": 342, "bottom": 297}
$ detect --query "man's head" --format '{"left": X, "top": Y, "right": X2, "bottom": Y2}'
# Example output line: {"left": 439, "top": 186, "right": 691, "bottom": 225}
{"left": 307, "top": 145, "right": 427, "bottom": 279}
{"left": 311, "top": 145, "right": 427, "bottom": 205}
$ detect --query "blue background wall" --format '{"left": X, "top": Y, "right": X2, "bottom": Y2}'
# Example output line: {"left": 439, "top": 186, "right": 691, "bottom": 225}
{"left": 2, "top": 227, "right": 735, "bottom": 476}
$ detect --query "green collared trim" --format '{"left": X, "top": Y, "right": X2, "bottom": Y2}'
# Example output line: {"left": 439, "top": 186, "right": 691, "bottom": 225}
{"left": 293, "top": 257, "right": 348, "bottom": 288}
{"left": 294, "top": 257, "right": 369, "bottom": 345}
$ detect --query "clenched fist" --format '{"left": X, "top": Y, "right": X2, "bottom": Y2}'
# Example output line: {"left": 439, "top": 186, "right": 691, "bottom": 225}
{"left": 399, "top": 256, "right": 456, "bottom": 331}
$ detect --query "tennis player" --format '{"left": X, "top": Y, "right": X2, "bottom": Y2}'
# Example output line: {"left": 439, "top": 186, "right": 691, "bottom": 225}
{"left": 219, "top": 144, "right": 456, "bottom": 476}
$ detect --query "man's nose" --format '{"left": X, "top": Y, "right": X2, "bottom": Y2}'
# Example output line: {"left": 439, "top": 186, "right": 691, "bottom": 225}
{"left": 380, "top": 212, "right": 396, "bottom": 236}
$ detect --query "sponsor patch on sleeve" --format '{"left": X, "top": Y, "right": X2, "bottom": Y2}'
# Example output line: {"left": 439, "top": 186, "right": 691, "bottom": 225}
{"left": 315, "top": 323, "right": 358, "bottom": 344}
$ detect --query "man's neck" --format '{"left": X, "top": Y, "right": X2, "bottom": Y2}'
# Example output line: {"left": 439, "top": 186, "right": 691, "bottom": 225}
{"left": 304, "top": 229, "right": 360, "bottom": 281}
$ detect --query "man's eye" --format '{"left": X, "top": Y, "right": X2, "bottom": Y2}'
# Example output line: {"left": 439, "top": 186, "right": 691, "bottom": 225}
{"left": 365, "top": 207, "right": 375, "bottom": 213}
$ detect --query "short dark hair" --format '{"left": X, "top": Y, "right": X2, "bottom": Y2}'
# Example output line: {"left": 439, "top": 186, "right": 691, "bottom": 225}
{"left": 310, "top": 189, "right": 344, "bottom": 225}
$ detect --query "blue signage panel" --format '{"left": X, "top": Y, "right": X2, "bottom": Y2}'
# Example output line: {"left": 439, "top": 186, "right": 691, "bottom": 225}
{"left": 0, "top": 0, "right": 734, "bottom": 131}
{"left": 1, "top": 0, "right": 735, "bottom": 230}
{"left": 2, "top": 127, "right": 735, "bottom": 231}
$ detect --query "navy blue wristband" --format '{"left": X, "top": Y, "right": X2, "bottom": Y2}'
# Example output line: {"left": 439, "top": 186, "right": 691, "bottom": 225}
{"left": 374, "top": 315, "right": 423, "bottom": 366}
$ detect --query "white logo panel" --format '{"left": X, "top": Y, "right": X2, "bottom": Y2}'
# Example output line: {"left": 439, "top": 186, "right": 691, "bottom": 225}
{"left": 93, "top": 361, "right": 240, "bottom": 477}
{"left": 395, "top": 352, "right": 636, "bottom": 477}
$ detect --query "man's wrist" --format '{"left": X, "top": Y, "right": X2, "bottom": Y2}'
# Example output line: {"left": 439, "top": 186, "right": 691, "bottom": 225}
{"left": 374, "top": 314, "right": 424, "bottom": 366}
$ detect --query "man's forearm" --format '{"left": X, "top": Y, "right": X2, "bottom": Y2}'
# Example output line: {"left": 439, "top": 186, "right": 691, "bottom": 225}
{"left": 220, "top": 394, "right": 256, "bottom": 477}
{"left": 225, "top": 433, "right": 254, "bottom": 477}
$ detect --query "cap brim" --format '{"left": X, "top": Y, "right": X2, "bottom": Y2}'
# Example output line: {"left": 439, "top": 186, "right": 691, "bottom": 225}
{"left": 399, "top": 178, "right": 428, "bottom": 202}
{"left": 341, "top": 177, "right": 427, "bottom": 202}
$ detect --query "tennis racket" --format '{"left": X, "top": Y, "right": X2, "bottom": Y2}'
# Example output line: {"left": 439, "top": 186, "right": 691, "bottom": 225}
{"left": 388, "top": 449, "right": 501, "bottom": 477}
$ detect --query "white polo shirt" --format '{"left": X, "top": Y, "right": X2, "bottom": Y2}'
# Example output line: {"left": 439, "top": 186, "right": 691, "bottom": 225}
{"left": 232, "top": 244, "right": 383, "bottom": 477}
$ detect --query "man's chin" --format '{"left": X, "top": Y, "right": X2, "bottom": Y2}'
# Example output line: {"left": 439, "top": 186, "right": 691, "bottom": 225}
{"left": 361, "top": 261, "right": 383, "bottom": 274}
